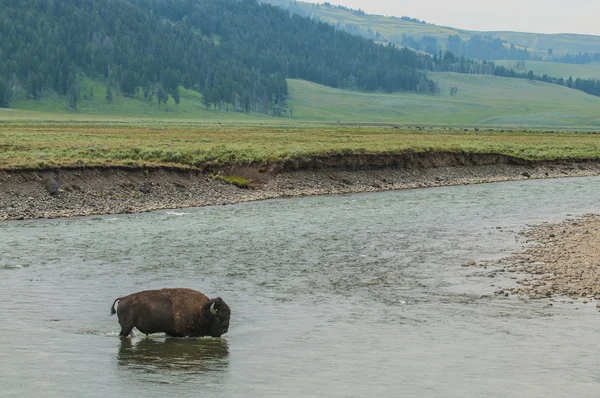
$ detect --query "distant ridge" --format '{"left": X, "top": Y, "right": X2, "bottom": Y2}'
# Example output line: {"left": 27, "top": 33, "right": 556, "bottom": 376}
{"left": 262, "top": 0, "right": 600, "bottom": 57}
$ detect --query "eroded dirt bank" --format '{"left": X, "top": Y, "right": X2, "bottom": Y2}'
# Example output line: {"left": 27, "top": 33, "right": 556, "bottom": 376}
{"left": 1, "top": 152, "right": 600, "bottom": 221}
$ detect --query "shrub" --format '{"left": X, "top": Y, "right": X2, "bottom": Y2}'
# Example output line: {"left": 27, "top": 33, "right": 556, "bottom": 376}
{"left": 212, "top": 175, "right": 252, "bottom": 189}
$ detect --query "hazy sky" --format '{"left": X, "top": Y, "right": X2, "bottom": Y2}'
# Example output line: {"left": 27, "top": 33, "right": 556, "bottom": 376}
{"left": 302, "top": 0, "right": 600, "bottom": 36}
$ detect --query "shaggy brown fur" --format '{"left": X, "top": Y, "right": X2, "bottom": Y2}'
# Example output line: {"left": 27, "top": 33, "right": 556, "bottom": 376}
{"left": 110, "top": 288, "right": 230, "bottom": 338}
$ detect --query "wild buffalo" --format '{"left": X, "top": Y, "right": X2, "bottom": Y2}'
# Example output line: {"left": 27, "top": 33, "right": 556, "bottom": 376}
{"left": 110, "top": 288, "right": 230, "bottom": 338}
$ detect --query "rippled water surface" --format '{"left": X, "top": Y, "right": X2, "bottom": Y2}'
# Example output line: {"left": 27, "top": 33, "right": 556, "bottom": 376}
{"left": 3, "top": 177, "right": 600, "bottom": 397}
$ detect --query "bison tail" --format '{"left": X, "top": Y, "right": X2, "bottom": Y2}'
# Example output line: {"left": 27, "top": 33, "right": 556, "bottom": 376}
{"left": 110, "top": 297, "right": 121, "bottom": 316}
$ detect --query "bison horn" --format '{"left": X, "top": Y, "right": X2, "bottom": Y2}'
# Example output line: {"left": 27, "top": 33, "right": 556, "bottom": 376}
{"left": 210, "top": 302, "right": 218, "bottom": 315}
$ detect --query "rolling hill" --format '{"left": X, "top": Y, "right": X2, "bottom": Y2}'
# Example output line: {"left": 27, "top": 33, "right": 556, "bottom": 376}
{"left": 287, "top": 73, "right": 600, "bottom": 127}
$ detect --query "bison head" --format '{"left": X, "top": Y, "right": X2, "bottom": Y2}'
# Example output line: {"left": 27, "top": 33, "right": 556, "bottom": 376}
{"left": 203, "top": 297, "right": 231, "bottom": 337}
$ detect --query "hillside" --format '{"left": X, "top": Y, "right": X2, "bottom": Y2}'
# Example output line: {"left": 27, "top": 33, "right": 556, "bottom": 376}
{"left": 0, "top": 0, "right": 438, "bottom": 114}
{"left": 263, "top": 0, "right": 466, "bottom": 42}
{"left": 263, "top": 0, "right": 600, "bottom": 59}
{"left": 287, "top": 74, "right": 600, "bottom": 127}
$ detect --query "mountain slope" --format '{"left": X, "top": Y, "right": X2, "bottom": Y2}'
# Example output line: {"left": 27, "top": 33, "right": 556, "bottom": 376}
{"left": 490, "top": 32, "right": 600, "bottom": 56}
{"left": 263, "top": 0, "right": 600, "bottom": 58}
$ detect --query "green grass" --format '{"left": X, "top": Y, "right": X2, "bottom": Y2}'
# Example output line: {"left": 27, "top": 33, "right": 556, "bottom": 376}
{"left": 2, "top": 118, "right": 600, "bottom": 170}
{"left": 4, "top": 72, "right": 600, "bottom": 129}
{"left": 212, "top": 175, "right": 253, "bottom": 189}
{"left": 493, "top": 60, "right": 600, "bottom": 79}
{"left": 287, "top": 74, "right": 600, "bottom": 127}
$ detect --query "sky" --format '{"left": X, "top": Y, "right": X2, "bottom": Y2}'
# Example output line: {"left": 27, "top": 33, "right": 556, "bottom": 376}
{"left": 301, "top": 0, "right": 600, "bottom": 36}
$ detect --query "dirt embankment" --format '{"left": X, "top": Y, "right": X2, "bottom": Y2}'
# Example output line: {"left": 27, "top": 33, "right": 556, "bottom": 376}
{"left": 1, "top": 152, "right": 600, "bottom": 221}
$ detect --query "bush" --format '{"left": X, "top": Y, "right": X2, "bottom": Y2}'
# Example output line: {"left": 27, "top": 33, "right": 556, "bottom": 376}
{"left": 212, "top": 175, "right": 252, "bottom": 189}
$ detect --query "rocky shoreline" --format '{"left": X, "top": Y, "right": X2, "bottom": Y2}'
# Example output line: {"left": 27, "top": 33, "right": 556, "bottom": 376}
{"left": 2, "top": 154, "right": 600, "bottom": 221}
{"left": 477, "top": 214, "right": 600, "bottom": 302}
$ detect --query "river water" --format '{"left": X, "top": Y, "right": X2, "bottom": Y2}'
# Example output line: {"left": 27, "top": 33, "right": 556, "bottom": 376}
{"left": 2, "top": 176, "right": 600, "bottom": 397}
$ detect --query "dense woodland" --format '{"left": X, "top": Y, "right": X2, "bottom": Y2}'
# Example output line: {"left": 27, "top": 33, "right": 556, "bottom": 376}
{"left": 0, "top": 0, "right": 438, "bottom": 112}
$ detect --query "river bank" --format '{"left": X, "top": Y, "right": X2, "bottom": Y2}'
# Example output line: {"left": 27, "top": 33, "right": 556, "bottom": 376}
{"left": 2, "top": 152, "right": 600, "bottom": 221}
{"left": 3, "top": 154, "right": 600, "bottom": 303}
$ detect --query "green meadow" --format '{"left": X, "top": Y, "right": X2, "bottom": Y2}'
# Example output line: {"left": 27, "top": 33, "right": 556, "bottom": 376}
{"left": 288, "top": 74, "right": 600, "bottom": 127}
{"left": 3, "top": 72, "right": 600, "bottom": 128}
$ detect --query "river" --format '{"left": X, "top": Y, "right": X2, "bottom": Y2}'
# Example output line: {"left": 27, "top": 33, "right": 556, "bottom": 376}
{"left": 2, "top": 176, "right": 600, "bottom": 397}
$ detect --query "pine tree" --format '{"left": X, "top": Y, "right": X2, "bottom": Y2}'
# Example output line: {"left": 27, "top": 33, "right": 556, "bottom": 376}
{"left": 105, "top": 83, "right": 113, "bottom": 103}
{"left": 0, "top": 78, "right": 9, "bottom": 108}
{"left": 157, "top": 85, "right": 168, "bottom": 109}
{"left": 172, "top": 86, "right": 180, "bottom": 107}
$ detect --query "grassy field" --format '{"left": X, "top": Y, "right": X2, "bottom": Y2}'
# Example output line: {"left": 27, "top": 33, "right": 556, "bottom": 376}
{"left": 288, "top": 74, "right": 600, "bottom": 126}
{"left": 3, "top": 72, "right": 600, "bottom": 128}
{"left": 3, "top": 71, "right": 600, "bottom": 128}
{"left": 2, "top": 118, "right": 600, "bottom": 170}
{"left": 493, "top": 60, "right": 600, "bottom": 79}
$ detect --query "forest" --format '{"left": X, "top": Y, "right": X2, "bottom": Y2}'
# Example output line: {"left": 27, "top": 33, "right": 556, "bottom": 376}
{"left": 0, "top": 0, "right": 439, "bottom": 112}
{"left": 1, "top": 0, "right": 599, "bottom": 113}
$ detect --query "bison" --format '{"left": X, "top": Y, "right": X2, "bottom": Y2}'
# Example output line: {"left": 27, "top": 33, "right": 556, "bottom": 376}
{"left": 110, "top": 288, "right": 230, "bottom": 338}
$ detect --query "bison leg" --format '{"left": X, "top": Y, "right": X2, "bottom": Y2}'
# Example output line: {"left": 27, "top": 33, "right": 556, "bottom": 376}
{"left": 119, "top": 326, "right": 134, "bottom": 338}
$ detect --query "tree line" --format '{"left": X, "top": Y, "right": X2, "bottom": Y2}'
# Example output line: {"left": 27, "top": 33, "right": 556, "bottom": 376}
{"left": 492, "top": 66, "right": 600, "bottom": 97}
{"left": 550, "top": 52, "right": 600, "bottom": 65}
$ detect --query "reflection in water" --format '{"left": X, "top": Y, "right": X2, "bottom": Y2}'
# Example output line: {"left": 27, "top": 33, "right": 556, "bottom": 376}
{"left": 117, "top": 337, "right": 229, "bottom": 375}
